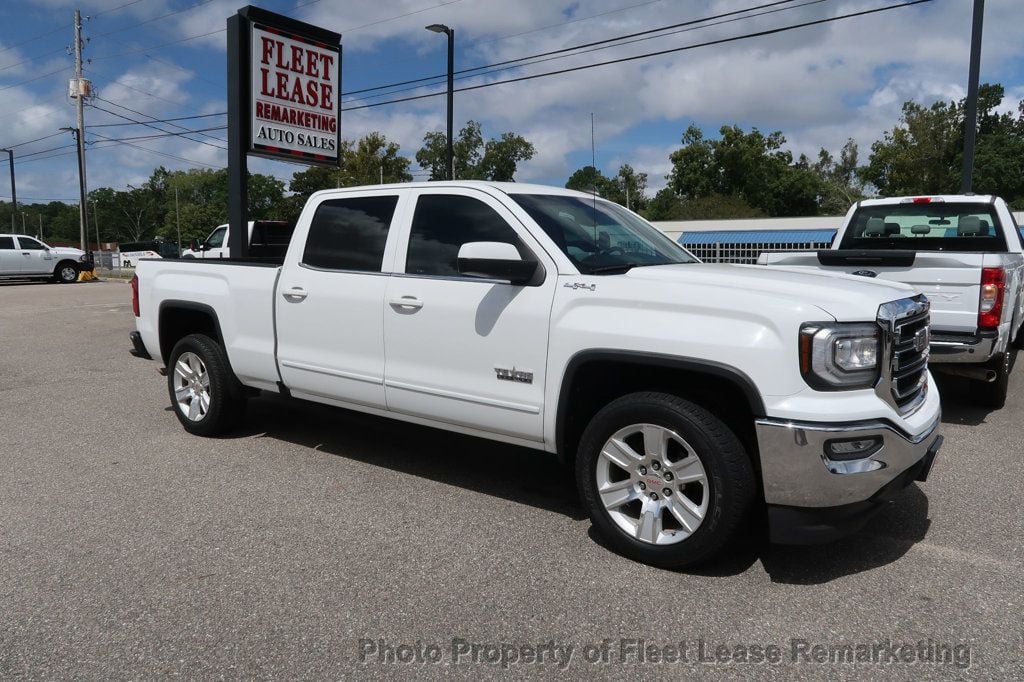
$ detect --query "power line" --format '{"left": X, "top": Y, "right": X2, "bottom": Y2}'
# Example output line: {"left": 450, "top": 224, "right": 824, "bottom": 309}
{"left": 90, "top": 99, "right": 227, "bottom": 149}
{"left": 89, "top": 0, "right": 220, "bottom": 40}
{"left": 88, "top": 111, "right": 227, "bottom": 127}
{"left": 1, "top": 131, "right": 66, "bottom": 149}
{"left": 342, "top": 0, "right": 804, "bottom": 98}
{"left": 90, "top": 125, "right": 227, "bottom": 143}
{"left": 93, "top": 0, "right": 468, "bottom": 61}
{"left": 88, "top": 130, "right": 223, "bottom": 168}
{"left": 0, "top": 66, "right": 71, "bottom": 91}
{"left": 343, "top": 0, "right": 821, "bottom": 104}
{"left": 341, "top": 0, "right": 933, "bottom": 112}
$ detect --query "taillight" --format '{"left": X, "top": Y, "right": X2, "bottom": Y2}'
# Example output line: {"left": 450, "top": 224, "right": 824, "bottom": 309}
{"left": 978, "top": 267, "right": 1005, "bottom": 330}
{"left": 130, "top": 274, "right": 140, "bottom": 317}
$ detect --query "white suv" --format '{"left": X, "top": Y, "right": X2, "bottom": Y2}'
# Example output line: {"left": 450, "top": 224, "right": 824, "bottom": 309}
{"left": 0, "top": 234, "right": 88, "bottom": 283}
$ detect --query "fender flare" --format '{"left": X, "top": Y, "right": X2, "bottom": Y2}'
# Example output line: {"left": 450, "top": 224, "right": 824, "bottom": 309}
{"left": 554, "top": 349, "right": 767, "bottom": 461}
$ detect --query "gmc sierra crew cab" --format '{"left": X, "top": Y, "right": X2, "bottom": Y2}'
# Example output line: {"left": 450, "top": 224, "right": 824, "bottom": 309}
{"left": 759, "top": 195, "right": 1024, "bottom": 407}
{"left": 129, "top": 182, "right": 943, "bottom": 568}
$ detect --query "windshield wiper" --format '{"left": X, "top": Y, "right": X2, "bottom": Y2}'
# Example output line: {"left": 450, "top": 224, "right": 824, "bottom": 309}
{"left": 586, "top": 263, "right": 642, "bottom": 274}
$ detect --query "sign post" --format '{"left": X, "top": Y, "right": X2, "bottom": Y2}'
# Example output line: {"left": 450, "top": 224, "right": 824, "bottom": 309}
{"left": 226, "top": 6, "right": 342, "bottom": 258}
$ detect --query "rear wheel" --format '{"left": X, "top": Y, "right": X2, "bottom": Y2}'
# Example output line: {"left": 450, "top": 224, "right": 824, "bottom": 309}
{"left": 576, "top": 391, "right": 755, "bottom": 569}
{"left": 976, "top": 350, "right": 1014, "bottom": 409}
{"left": 167, "top": 333, "right": 247, "bottom": 436}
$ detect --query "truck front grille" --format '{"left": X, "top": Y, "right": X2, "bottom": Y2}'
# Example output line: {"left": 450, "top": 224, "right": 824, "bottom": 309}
{"left": 877, "top": 295, "right": 930, "bottom": 415}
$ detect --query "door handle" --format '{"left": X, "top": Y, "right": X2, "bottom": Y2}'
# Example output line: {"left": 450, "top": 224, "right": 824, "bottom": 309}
{"left": 282, "top": 287, "right": 308, "bottom": 302}
{"left": 388, "top": 296, "right": 423, "bottom": 310}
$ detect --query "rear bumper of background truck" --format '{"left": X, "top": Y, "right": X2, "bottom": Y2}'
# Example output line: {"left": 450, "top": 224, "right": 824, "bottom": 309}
{"left": 929, "top": 329, "right": 998, "bottom": 364}
{"left": 755, "top": 413, "right": 943, "bottom": 544}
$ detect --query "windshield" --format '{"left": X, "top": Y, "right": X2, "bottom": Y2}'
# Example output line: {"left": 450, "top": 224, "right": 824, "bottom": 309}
{"left": 509, "top": 193, "right": 696, "bottom": 274}
{"left": 839, "top": 202, "right": 1007, "bottom": 252}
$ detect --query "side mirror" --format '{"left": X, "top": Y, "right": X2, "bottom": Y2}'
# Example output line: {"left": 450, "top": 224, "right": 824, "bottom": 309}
{"left": 457, "top": 241, "right": 538, "bottom": 285}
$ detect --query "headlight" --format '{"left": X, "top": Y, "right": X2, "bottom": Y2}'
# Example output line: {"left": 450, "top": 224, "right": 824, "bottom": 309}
{"left": 799, "top": 323, "right": 880, "bottom": 390}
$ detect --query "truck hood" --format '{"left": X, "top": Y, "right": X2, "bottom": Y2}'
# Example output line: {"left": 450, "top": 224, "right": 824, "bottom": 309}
{"left": 622, "top": 263, "right": 917, "bottom": 321}
{"left": 50, "top": 246, "right": 85, "bottom": 258}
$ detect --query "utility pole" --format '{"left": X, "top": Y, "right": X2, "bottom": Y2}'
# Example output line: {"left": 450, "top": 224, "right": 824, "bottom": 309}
{"left": 1, "top": 149, "right": 15, "bottom": 230}
{"left": 21, "top": 213, "right": 26, "bottom": 234}
{"left": 92, "top": 200, "right": 100, "bottom": 251}
{"left": 960, "top": 0, "right": 985, "bottom": 193}
{"left": 71, "top": 9, "right": 90, "bottom": 251}
{"left": 174, "top": 186, "right": 182, "bottom": 253}
{"left": 38, "top": 214, "right": 43, "bottom": 239}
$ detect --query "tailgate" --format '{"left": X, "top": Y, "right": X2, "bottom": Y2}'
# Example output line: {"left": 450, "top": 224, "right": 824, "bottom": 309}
{"left": 761, "top": 250, "right": 983, "bottom": 332}
{"left": 856, "top": 253, "right": 983, "bottom": 333}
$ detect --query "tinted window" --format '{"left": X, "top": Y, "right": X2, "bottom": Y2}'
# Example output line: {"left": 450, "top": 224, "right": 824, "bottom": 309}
{"left": 206, "top": 227, "right": 226, "bottom": 249}
{"left": 303, "top": 195, "right": 399, "bottom": 272}
{"left": 0, "top": 237, "right": 14, "bottom": 249}
{"left": 838, "top": 203, "right": 1007, "bottom": 252}
{"left": 406, "top": 194, "right": 526, "bottom": 277}
{"left": 18, "top": 237, "right": 44, "bottom": 250}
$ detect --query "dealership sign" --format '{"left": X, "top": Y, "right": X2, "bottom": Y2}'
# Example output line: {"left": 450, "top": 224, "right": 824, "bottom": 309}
{"left": 235, "top": 7, "right": 341, "bottom": 166}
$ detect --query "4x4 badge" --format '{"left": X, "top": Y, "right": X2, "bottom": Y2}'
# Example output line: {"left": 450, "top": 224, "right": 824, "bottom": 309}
{"left": 564, "top": 282, "right": 596, "bottom": 291}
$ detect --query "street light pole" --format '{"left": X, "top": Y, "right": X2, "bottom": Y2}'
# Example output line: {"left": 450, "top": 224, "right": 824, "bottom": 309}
{"left": 426, "top": 24, "right": 454, "bottom": 180}
{"left": 1, "top": 148, "right": 15, "bottom": 231}
{"left": 960, "top": 0, "right": 985, "bottom": 193}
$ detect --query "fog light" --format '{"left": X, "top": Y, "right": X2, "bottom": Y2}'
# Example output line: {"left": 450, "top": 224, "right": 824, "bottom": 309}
{"left": 824, "top": 436, "right": 883, "bottom": 461}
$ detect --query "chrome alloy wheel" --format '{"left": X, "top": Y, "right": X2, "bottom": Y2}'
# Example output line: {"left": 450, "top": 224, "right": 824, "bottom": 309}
{"left": 595, "top": 423, "right": 709, "bottom": 545}
{"left": 60, "top": 266, "right": 77, "bottom": 282}
{"left": 173, "top": 352, "right": 211, "bottom": 422}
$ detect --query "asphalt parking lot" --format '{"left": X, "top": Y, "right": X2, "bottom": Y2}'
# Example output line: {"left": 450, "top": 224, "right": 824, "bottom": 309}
{"left": 1, "top": 280, "right": 1022, "bottom": 678}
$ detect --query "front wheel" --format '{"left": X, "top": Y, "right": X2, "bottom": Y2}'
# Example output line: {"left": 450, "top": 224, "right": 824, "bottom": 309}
{"left": 54, "top": 262, "right": 78, "bottom": 283}
{"left": 167, "top": 334, "right": 247, "bottom": 436}
{"left": 576, "top": 391, "right": 755, "bottom": 569}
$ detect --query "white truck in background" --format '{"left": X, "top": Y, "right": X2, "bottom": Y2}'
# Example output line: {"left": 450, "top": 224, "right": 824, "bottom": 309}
{"left": 182, "top": 220, "right": 293, "bottom": 260}
{"left": 759, "top": 195, "right": 1024, "bottom": 407}
{"left": 129, "top": 181, "right": 943, "bottom": 568}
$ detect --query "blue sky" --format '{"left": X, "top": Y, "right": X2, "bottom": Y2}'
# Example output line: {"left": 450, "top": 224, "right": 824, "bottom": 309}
{"left": 0, "top": 0, "right": 1022, "bottom": 205}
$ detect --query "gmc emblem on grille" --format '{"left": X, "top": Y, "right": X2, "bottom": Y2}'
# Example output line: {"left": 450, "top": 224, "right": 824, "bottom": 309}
{"left": 913, "top": 328, "right": 930, "bottom": 353}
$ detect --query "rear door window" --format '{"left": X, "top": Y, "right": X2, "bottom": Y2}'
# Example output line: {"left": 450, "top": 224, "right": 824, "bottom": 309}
{"left": 839, "top": 203, "right": 1007, "bottom": 252}
{"left": 0, "top": 237, "right": 14, "bottom": 249}
{"left": 302, "top": 195, "right": 400, "bottom": 272}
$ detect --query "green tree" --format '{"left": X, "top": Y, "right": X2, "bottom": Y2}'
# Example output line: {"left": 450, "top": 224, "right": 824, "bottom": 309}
{"left": 862, "top": 99, "right": 961, "bottom": 196}
{"left": 664, "top": 124, "right": 821, "bottom": 217}
{"left": 565, "top": 164, "right": 648, "bottom": 211}
{"left": 565, "top": 165, "right": 613, "bottom": 194}
{"left": 416, "top": 120, "right": 535, "bottom": 181}
{"left": 813, "top": 139, "right": 866, "bottom": 215}
{"left": 289, "top": 132, "right": 412, "bottom": 200}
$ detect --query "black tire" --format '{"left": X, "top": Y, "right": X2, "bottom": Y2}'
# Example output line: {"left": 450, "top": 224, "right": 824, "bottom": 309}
{"left": 167, "top": 333, "right": 247, "bottom": 436}
{"left": 576, "top": 391, "right": 755, "bottom": 569}
{"left": 976, "top": 350, "right": 1014, "bottom": 409}
{"left": 54, "top": 261, "right": 78, "bottom": 283}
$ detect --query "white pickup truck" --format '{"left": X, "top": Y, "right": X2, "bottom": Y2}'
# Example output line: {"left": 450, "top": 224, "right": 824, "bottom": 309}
{"left": 759, "top": 195, "right": 1024, "bottom": 407}
{"left": 182, "top": 220, "right": 293, "bottom": 259}
{"left": 0, "top": 234, "right": 89, "bottom": 283}
{"left": 129, "top": 182, "right": 943, "bottom": 568}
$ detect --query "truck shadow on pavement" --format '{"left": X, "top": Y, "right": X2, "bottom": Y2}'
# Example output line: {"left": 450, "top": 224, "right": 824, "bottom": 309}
{"left": 235, "top": 392, "right": 932, "bottom": 585}
{"left": 932, "top": 373, "right": 1002, "bottom": 426}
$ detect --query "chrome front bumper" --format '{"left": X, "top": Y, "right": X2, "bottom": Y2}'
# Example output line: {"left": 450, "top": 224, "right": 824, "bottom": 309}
{"left": 929, "top": 330, "right": 998, "bottom": 364}
{"left": 755, "top": 414, "right": 942, "bottom": 508}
